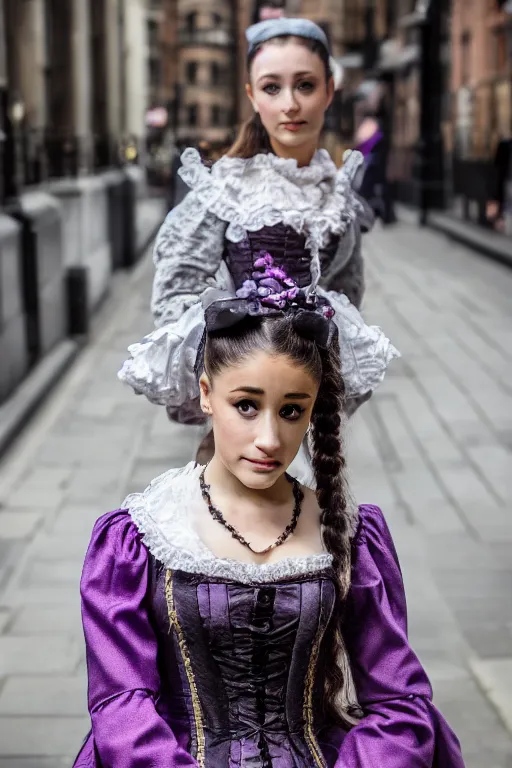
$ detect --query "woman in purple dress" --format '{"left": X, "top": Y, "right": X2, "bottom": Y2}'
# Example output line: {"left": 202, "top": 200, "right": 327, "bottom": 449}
{"left": 75, "top": 272, "right": 465, "bottom": 766}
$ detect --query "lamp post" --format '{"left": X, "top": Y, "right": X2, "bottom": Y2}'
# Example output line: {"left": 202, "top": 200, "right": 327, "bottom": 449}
{"left": 417, "top": 0, "right": 444, "bottom": 225}
{"left": 363, "top": 0, "right": 378, "bottom": 72}
{"left": 9, "top": 94, "right": 25, "bottom": 198}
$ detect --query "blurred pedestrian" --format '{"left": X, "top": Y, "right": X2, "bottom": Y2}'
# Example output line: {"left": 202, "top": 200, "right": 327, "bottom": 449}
{"left": 354, "top": 112, "right": 397, "bottom": 225}
{"left": 487, "top": 137, "right": 512, "bottom": 232}
{"left": 119, "top": 18, "right": 399, "bottom": 465}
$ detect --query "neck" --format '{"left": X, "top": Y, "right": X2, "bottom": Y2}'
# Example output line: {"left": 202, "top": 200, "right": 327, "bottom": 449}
{"left": 269, "top": 138, "right": 317, "bottom": 167}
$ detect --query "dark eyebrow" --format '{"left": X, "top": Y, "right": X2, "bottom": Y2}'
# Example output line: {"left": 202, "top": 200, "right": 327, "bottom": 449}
{"left": 230, "top": 386, "right": 312, "bottom": 400}
{"left": 257, "top": 71, "right": 316, "bottom": 84}
{"left": 256, "top": 73, "right": 280, "bottom": 83}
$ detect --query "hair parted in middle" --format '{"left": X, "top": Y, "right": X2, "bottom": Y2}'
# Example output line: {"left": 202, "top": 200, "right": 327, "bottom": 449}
{"left": 203, "top": 312, "right": 361, "bottom": 727}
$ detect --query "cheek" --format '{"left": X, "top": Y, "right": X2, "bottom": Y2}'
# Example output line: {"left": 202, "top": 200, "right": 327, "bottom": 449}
{"left": 304, "top": 93, "right": 329, "bottom": 120}
{"left": 212, "top": 404, "right": 249, "bottom": 447}
{"left": 258, "top": 99, "right": 279, "bottom": 125}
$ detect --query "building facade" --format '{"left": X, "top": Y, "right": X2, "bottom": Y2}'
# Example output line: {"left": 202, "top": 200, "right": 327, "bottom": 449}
{"left": 0, "top": 0, "right": 164, "bottom": 413}
{"left": 174, "top": 0, "right": 237, "bottom": 148}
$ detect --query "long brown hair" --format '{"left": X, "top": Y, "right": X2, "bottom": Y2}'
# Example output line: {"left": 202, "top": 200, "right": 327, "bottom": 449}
{"left": 203, "top": 314, "right": 359, "bottom": 727}
{"left": 227, "top": 35, "right": 332, "bottom": 160}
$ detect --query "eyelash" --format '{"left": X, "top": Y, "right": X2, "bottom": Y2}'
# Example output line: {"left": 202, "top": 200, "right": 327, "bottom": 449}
{"left": 262, "top": 81, "right": 315, "bottom": 95}
{"left": 234, "top": 399, "right": 305, "bottom": 421}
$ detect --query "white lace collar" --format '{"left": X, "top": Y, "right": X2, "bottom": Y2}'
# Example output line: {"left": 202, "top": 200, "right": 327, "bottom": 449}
{"left": 178, "top": 148, "right": 364, "bottom": 292}
{"left": 122, "top": 462, "right": 333, "bottom": 585}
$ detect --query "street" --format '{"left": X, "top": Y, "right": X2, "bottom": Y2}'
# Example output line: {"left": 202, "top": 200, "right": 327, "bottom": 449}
{"left": 0, "top": 221, "right": 511, "bottom": 767}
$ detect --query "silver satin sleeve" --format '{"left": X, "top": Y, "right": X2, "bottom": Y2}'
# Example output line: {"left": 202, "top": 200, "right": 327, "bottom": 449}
{"left": 151, "top": 191, "right": 228, "bottom": 328}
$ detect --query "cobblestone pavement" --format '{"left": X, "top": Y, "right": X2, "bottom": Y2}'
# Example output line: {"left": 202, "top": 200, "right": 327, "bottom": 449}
{"left": 0, "top": 223, "right": 511, "bottom": 767}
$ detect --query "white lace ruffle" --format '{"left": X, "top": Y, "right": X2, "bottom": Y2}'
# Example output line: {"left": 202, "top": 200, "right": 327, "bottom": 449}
{"left": 178, "top": 148, "right": 365, "bottom": 292}
{"left": 118, "top": 301, "right": 204, "bottom": 407}
{"left": 318, "top": 287, "right": 400, "bottom": 396}
{"left": 123, "top": 462, "right": 333, "bottom": 585}
{"left": 118, "top": 284, "right": 399, "bottom": 406}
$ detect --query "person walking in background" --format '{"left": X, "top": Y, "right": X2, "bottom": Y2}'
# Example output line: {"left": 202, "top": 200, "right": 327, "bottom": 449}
{"left": 354, "top": 112, "right": 397, "bottom": 225}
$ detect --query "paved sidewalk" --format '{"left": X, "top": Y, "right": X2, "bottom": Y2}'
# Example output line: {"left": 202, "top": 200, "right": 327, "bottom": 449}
{"left": 0, "top": 225, "right": 511, "bottom": 767}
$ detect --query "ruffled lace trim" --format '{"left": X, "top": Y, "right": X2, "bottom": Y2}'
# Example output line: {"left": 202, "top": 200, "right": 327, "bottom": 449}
{"left": 124, "top": 462, "right": 333, "bottom": 584}
{"left": 178, "top": 148, "right": 365, "bottom": 292}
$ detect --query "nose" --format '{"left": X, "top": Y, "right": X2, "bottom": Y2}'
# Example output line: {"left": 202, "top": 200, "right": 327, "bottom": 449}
{"left": 281, "top": 87, "right": 300, "bottom": 114}
{"left": 253, "top": 413, "right": 281, "bottom": 456}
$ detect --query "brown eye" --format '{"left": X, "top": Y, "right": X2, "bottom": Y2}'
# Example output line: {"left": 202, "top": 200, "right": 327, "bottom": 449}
{"left": 298, "top": 81, "right": 315, "bottom": 92}
{"left": 280, "top": 404, "right": 305, "bottom": 421}
{"left": 235, "top": 399, "right": 258, "bottom": 417}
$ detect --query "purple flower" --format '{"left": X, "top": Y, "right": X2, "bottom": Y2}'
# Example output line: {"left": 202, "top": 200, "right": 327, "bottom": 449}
{"left": 286, "top": 287, "right": 299, "bottom": 300}
{"left": 236, "top": 279, "right": 258, "bottom": 299}
{"left": 259, "top": 277, "right": 282, "bottom": 293}
{"left": 266, "top": 266, "right": 287, "bottom": 280}
{"left": 284, "top": 277, "right": 298, "bottom": 288}
{"left": 257, "top": 286, "right": 271, "bottom": 297}
{"left": 322, "top": 305, "right": 335, "bottom": 319}
{"left": 254, "top": 253, "right": 274, "bottom": 268}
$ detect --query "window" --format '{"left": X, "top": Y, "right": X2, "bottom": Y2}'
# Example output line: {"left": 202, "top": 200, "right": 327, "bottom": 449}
{"left": 187, "top": 104, "right": 198, "bottom": 126}
{"left": 148, "top": 19, "right": 159, "bottom": 49}
{"left": 149, "top": 59, "right": 160, "bottom": 88}
{"left": 211, "top": 105, "right": 221, "bottom": 126}
{"left": 461, "top": 31, "right": 471, "bottom": 85}
{"left": 211, "top": 62, "right": 220, "bottom": 85}
{"left": 493, "top": 26, "right": 512, "bottom": 75}
{"left": 185, "top": 12, "right": 197, "bottom": 33}
{"left": 186, "top": 61, "right": 198, "bottom": 84}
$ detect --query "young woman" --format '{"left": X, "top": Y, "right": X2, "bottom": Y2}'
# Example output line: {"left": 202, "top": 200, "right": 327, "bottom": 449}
{"left": 75, "top": 287, "right": 464, "bottom": 766}
{"left": 118, "top": 19, "right": 398, "bottom": 453}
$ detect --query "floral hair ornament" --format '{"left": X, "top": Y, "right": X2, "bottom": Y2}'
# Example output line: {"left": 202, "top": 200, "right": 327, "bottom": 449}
{"left": 202, "top": 253, "right": 336, "bottom": 350}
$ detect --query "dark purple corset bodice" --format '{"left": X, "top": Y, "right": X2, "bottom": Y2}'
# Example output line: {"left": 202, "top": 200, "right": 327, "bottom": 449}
{"left": 149, "top": 563, "right": 341, "bottom": 767}
{"left": 224, "top": 224, "right": 339, "bottom": 290}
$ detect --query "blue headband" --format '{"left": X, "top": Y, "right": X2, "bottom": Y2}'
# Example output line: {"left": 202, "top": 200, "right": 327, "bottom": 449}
{"left": 246, "top": 18, "right": 330, "bottom": 56}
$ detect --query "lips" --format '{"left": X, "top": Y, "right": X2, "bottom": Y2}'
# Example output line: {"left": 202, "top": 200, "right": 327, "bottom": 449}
{"left": 244, "top": 458, "right": 281, "bottom": 470}
{"left": 281, "top": 122, "right": 306, "bottom": 132}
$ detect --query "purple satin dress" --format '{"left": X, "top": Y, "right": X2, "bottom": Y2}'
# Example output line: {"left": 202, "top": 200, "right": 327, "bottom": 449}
{"left": 74, "top": 505, "right": 464, "bottom": 767}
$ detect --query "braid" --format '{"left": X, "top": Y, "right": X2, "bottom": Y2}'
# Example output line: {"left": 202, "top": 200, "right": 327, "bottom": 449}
{"left": 311, "top": 336, "right": 352, "bottom": 596}
{"left": 310, "top": 333, "right": 360, "bottom": 727}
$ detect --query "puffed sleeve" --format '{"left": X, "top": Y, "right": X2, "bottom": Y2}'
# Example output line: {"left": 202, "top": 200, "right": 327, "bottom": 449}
{"left": 76, "top": 510, "right": 198, "bottom": 767}
{"left": 336, "top": 505, "right": 465, "bottom": 767}
{"left": 151, "top": 189, "right": 227, "bottom": 327}
{"left": 320, "top": 151, "right": 374, "bottom": 309}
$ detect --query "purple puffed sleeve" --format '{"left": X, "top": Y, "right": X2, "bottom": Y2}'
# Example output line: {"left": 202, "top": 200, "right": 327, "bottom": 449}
{"left": 74, "top": 510, "right": 198, "bottom": 768}
{"left": 335, "top": 505, "right": 465, "bottom": 768}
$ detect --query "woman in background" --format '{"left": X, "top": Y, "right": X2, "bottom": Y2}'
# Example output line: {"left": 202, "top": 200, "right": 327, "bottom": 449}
{"left": 119, "top": 18, "right": 399, "bottom": 463}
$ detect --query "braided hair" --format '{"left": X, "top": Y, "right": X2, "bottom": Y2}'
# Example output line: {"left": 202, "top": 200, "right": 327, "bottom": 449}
{"left": 203, "top": 314, "right": 360, "bottom": 726}
{"left": 310, "top": 336, "right": 361, "bottom": 726}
